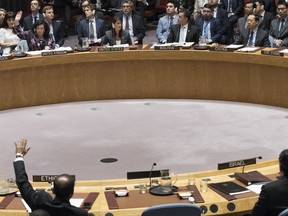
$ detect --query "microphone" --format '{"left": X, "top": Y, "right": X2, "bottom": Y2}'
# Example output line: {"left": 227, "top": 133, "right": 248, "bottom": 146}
{"left": 149, "top": 162, "right": 157, "bottom": 187}
{"left": 242, "top": 156, "right": 262, "bottom": 173}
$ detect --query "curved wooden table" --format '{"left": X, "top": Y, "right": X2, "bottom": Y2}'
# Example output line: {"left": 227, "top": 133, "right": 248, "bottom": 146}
{"left": 0, "top": 49, "right": 286, "bottom": 215}
{"left": 1, "top": 49, "right": 288, "bottom": 111}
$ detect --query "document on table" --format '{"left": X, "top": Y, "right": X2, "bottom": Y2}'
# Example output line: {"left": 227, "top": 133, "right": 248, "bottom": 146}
{"left": 246, "top": 182, "right": 269, "bottom": 194}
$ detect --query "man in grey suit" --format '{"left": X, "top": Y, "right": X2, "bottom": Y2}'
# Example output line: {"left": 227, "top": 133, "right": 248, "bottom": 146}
{"left": 235, "top": 14, "right": 270, "bottom": 47}
{"left": 167, "top": 9, "right": 199, "bottom": 43}
{"left": 269, "top": 2, "right": 288, "bottom": 48}
{"left": 156, "top": 0, "right": 179, "bottom": 44}
{"left": 22, "top": 0, "right": 44, "bottom": 31}
{"left": 233, "top": 0, "right": 254, "bottom": 43}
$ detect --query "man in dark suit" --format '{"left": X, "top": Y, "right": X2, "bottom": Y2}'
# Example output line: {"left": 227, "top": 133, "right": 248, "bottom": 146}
{"left": 235, "top": 14, "right": 270, "bottom": 46}
{"left": 195, "top": 4, "right": 222, "bottom": 43}
{"left": 254, "top": 0, "right": 275, "bottom": 31}
{"left": 251, "top": 149, "right": 288, "bottom": 216}
{"left": 269, "top": 2, "right": 288, "bottom": 48}
{"left": 23, "top": 0, "right": 44, "bottom": 31}
{"left": 208, "top": 0, "right": 229, "bottom": 44}
{"left": 115, "top": 0, "right": 145, "bottom": 44}
{"left": 42, "top": 5, "right": 65, "bottom": 47}
{"left": 167, "top": 9, "right": 199, "bottom": 43}
{"left": 75, "top": 0, "right": 105, "bottom": 34}
{"left": 219, "top": 0, "right": 244, "bottom": 42}
{"left": 13, "top": 138, "right": 93, "bottom": 216}
{"left": 77, "top": 3, "right": 106, "bottom": 46}
{"left": 233, "top": 0, "right": 254, "bottom": 43}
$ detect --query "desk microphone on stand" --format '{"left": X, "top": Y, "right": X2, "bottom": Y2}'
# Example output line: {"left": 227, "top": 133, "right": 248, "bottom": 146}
{"left": 149, "top": 162, "right": 157, "bottom": 187}
{"left": 242, "top": 156, "right": 262, "bottom": 173}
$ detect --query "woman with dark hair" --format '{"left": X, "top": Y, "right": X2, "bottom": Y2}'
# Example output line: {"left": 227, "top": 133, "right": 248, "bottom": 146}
{"left": 0, "top": 11, "right": 21, "bottom": 54}
{"left": 14, "top": 11, "right": 56, "bottom": 51}
{"left": 101, "top": 16, "right": 132, "bottom": 46}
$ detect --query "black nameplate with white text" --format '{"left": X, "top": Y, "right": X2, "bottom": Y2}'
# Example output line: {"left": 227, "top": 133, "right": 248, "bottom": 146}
{"left": 41, "top": 50, "right": 68, "bottom": 56}
{"left": 154, "top": 46, "right": 180, "bottom": 50}
{"left": 98, "top": 47, "right": 124, "bottom": 52}
{"left": 209, "top": 47, "right": 234, "bottom": 52}
{"left": 261, "top": 50, "right": 284, "bottom": 57}
{"left": 218, "top": 158, "right": 257, "bottom": 170}
{"left": 33, "top": 175, "right": 76, "bottom": 182}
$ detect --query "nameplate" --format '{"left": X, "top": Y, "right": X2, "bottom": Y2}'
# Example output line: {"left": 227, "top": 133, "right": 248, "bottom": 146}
{"left": 218, "top": 158, "right": 257, "bottom": 170}
{"left": 154, "top": 46, "right": 180, "bottom": 50}
{"left": 41, "top": 50, "right": 68, "bottom": 56}
{"left": 261, "top": 50, "right": 284, "bottom": 57}
{"left": 97, "top": 47, "right": 124, "bottom": 52}
{"left": 33, "top": 175, "right": 76, "bottom": 182}
{"left": 0, "top": 55, "right": 12, "bottom": 61}
{"left": 209, "top": 47, "right": 234, "bottom": 52}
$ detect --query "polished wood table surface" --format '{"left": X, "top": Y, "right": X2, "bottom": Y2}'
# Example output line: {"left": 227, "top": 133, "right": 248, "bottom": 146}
{"left": 0, "top": 48, "right": 286, "bottom": 215}
{"left": 0, "top": 159, "right": 280, "bottom": 216}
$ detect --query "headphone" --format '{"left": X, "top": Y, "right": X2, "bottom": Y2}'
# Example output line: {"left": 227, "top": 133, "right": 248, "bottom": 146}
{"left": 92, "top": 9, "right": 95, "bottom": 15}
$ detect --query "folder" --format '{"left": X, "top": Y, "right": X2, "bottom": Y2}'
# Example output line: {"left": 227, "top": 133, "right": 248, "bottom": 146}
{"left": 210, "top": 181, "right": 250, "bottom": 195}
{"left": 234, "top": 171, "right": 271, "bottom": 186}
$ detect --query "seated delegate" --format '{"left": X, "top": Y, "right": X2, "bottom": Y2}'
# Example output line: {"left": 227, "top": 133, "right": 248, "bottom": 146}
{"left": 13, "top": 11, "right": 56, "bottom": 51}
{"left": 101, "top": 16, "right": 132, "bottom": 46}
{"left": 0, "top": 11, "right": 21, "bottom": 54}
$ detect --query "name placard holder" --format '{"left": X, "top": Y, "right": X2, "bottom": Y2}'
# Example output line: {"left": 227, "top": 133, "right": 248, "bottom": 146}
{"left": 261, "top": 50, "right": 284, "bottom": 57}
{"left": 98, "top": 47, "right": 124, "bottom": 52}
{"left": 33, "top": 175, "right": 76, "bottom": 182}
{"left": 154, "top": 46, "right": 180, "bottom": 50}
{"left": 218, "top": 158, "right": 257, "bottom": 170}
{"left": 41, "top": 50, "right": 68, "bottom": 56}
{"left": 209, "top": 47, "right": 234, "bottom": 52}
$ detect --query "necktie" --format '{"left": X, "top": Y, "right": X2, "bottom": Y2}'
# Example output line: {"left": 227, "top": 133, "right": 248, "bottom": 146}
{"left": 89, "top": 20, "right": 95, "bottom": 41}
{"left": 228, "top": 0, "right": 232, "bottom": 13}
{"left": 34, "top": 16, "right": 37, "bottom": 24}
{"left": 169, "top": 17, "right": 174, "bottom": 29}
{"left": 247, "top": 31, "right": 254, "bottom": 46}
{"left": 279, "top": 19, "right": 285, "bottom": 32}
{"left": 125, "top": 16, "right": 129, "bottom": 31}
{"left": 204, "top": 21, "right": 209, "bottom": 39}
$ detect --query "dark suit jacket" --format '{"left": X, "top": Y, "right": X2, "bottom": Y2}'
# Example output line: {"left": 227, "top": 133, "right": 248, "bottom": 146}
{"left": 115, "top": 12, "right": 145, "bottom": 44}
{"left": 51, "top": 20, "right": 65, "bottom": 47}
{"left": 13, "top": 160, "right": 88, "bottom": 216}
{"left": 167, "top": 23, "right": 199, "bottom": 43}
{"left": 219, "top": 0, "right": 244, "bottom": 18}
{"left": 259, "top": 11, "right": 276, "bottom": 31}
{"left": 101, "top": 29, "right": 132, "bottom": 46}
{"left": 23, "top": 14, "right": 45, "bottom": 31}
{"left": 196, "top": 17, "right": 222, "bottom": 43}
{"left": 251, "top": 176, "right": 288, "bottom": 216}
{"left": 77, "top": 17, "right": 106, "bottom": 45}
{"left": 215, "top": 6, "right": 229, "bottom": 35}
{"left": 238, "top": 28, "right": 270, "bottom": 47}
{"left": 264, "top": 0, "right": 276, "bottom": 15}
{"left": 270, "top": 18, "right": 288, "bottom": 47}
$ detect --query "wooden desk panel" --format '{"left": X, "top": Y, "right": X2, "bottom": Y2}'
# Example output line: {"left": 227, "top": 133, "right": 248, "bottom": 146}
{"left": 1, "top": 51, "right": 288, "bottom": 111}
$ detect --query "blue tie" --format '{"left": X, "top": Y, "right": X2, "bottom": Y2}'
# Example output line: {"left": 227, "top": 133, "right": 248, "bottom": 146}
{"left": 247, "top": 31, "right": 254, "bottom": 46}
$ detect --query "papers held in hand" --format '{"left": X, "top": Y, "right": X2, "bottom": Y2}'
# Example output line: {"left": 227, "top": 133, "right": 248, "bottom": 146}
{"left": 234, "top": 171, "right": 271, "bottom": 186}
{"left": 210, "top": 181, "right": 250, "bottom": 195}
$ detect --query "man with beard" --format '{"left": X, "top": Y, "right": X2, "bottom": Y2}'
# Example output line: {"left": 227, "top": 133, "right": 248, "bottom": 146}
{"left": 195, "top": 4, "right": 222, "bottom": 43}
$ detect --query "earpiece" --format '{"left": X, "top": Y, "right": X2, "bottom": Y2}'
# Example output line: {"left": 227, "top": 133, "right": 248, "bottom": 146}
{"left": 42, "top": 12, "right": 46, "bottom": 18}
{"left": 92, "top": 10, "right": 95, "bottom": 15}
